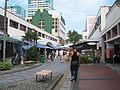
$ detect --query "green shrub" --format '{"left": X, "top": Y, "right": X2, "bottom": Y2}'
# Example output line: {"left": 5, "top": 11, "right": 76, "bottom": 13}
{"left": 0, "top": 62, "right": 13, "bottom": 71}
{"left": 80, "top": 55, "right": 89, "bottom": 63}
{"left": 25, "top": 46, "right": 40, "bottom": 62}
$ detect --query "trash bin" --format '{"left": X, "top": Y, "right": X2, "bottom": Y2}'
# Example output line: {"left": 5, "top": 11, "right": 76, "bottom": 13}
{"left": 40, "top": 55, "right": 45, "bottom": 63}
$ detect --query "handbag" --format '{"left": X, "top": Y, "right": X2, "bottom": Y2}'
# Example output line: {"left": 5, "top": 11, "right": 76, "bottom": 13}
{"left": 71, "top": 61, "right": 78, "bottom": 65}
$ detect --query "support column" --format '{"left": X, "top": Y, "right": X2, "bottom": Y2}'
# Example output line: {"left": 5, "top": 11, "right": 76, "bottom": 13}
{"left": 117, "top": 23, "right": 120, "bottom": 35}
{"left": 101, "top": 36, "right": 105, "bottom": 63}
{"left": 106, "top": 43, "right": 114, "bottom": 63}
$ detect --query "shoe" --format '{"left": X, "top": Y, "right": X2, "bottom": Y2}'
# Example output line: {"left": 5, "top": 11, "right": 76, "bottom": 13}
{"left": 71, "top": 76, "right": 74, "bottom": 81}
{"left": 71, "top": 78, "right": 74, "bottom": 81}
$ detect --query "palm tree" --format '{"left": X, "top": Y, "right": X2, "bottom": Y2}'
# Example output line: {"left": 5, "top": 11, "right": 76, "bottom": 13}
{"left": 67, "top": 30, "right": 82, "bottom": 45}
{"left": 22, "top": 30, "right": 33, "bottom": 43}
{"left": 22, "top": 31, "right": 40, "bottom": 46}
{"left": 32, "top": 31, "right": 40, "bottom": 46}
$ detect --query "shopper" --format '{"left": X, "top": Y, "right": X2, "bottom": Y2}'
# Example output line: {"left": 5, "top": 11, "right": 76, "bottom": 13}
{"left": 70, "top": 49, "right": 80, "bottom": 81}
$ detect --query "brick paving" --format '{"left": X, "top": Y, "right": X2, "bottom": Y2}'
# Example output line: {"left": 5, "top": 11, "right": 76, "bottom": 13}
{"left": 79, "top": 64, "right": 120, "bottom": 90}
{"left": 60, "top": 64, "right": 120, "bottom": 90}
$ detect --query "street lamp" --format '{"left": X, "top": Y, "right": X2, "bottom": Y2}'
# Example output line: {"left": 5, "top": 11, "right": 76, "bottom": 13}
{"left": 3, "top": 0, "right": 8, "bottom": 62}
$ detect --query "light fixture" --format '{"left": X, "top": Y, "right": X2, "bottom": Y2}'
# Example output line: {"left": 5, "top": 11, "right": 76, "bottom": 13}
{"left": 87, "top": 42, "right": 96, "bottom": 45}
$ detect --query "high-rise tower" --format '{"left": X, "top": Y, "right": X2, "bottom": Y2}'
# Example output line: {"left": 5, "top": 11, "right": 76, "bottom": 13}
{"left": 7, "top": 4, "right": 26, "bottom": 19}
{"left": 28, "top": 0, "right": 53, "bottom": 17}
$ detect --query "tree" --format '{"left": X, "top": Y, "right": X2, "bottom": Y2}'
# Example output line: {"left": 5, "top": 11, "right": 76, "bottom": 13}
{"left": 22, "top": 31, "right": 41, "bottom": 62}
{"left": 22, "top": 30, "right": 33, "bottom": 43}
{"left": 67, "top": 30, "right": 82, "bottom": 45}
{"left": 32, "top": 31, "right": 40, "bottom": 46}
{"left": 22, "top": 30, "right": 40, "bottom": 46}
{"left": 26, "top": 46, "right": 40, "bottom": 61}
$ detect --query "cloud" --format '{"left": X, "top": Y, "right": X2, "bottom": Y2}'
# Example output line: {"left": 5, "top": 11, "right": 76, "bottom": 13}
{"left": 54, "top": 0, "right": 115, "bottom": 33}
{"left": 0, "top": 0, "right": 115, "bottom": 33}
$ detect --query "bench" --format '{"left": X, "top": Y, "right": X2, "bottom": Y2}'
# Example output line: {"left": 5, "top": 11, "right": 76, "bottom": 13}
{"left": 35, "top": 70, "right": 52, "bottom": 82}
{"left": 24, "top": 61, "right": 35, "bottom": 65}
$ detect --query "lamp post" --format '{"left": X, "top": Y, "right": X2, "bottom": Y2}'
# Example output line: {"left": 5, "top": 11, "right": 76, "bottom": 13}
{"left": 3, "top": 0, "right": 8, "bottom": 62}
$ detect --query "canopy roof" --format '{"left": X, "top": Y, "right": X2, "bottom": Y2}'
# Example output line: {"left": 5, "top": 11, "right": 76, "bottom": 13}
{"left": 30, "top": 42, "right": 52, "bottom": 49}
{"left": 0, "top": 36, "right": 21, "bottom": 42}
{"left": 70, "top": 40, "right": 99, "bottom": 50}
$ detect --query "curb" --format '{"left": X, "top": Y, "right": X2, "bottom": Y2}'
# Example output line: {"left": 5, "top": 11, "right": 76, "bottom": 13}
{"left": 0, "top": 64, "right": 42, "bottom": 75}
{"left": 47, "top": 74, "right": 64, "bottom": 90}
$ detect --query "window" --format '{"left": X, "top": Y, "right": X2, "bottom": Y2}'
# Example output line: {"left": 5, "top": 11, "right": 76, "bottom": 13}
{"left": 39, "top": 20, "right": 44, "bottom": 29}
{"left": 55, "top": 29, "right": 57, "bottom": 32}
{"left": 55, "top": 25, "right": 58, "bottom": 28}
{"left": 10, "top": 19, "right": 18, "bottom": 29}
{"left": 0, "top": 15, "right": 8, "bottom": 32}
{"left": 42, "top": 34, "right": 45, "bottom": 38}
{"left": 28, "top": 27, "right": 32, "bottom": 31}
{"left": 20, "top": 24, "right": 26, "bottom": 31}
{"left": 39, "top": 32, "right": 41, "bottom": 36}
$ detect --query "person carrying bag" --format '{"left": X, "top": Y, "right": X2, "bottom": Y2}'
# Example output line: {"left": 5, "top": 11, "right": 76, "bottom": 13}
{"left": 70, "top": 49, "right": 80, "bottom": 81}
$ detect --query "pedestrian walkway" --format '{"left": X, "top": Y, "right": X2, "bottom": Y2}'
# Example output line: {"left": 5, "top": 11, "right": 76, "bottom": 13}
{"left": 0, "top": 60, "right": 69, "bottom": 90}
{"left": 60, "top": 64, "right": 120, "bottom": 90}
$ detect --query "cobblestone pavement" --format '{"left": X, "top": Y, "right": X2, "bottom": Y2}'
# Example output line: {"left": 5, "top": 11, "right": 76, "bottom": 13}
{"left": 0, "top": 60, "right": 69, "bottom": 90}
{"left": 79, "top": 64, "right": 120, "bottom": 90}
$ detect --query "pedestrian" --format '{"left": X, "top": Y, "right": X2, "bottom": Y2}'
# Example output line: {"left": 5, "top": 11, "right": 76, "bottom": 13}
{"left": 59, "top": 49, "right": 63, "bottom": 62}
{"left": 70, "top": 49, "right": 80, "bottom": 81}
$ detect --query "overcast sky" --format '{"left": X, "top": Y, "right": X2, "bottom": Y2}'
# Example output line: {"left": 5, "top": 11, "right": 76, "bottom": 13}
{"left": 0, "top": 0, "right": 115, "bottom": 34}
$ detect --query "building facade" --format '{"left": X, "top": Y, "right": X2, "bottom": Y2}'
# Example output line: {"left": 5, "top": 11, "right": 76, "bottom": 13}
{"left": 83, "top": 16, "right": 95, "bottom": 40}
{"left": 28, "top": 0, "right": 53, "bottom": 17}
{"left": 0, "top": 7, "right": 59, "bottom": 46}
{"left": 7, "top": 4, "right": 26, "bottom": 19}
{"left": 88, "top": 6, "right": 110, "bottom": 40}
{"left": 30, "top": 9, "right": 66, "bottom": 45}
{"left": 85, "top": 6, "right": 110, "bottom": 63}
{"left": 101, "top": 1, "right": 120, "bottom": 63}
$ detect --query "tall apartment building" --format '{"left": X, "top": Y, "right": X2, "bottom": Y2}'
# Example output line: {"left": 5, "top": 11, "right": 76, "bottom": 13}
{"left": 28, "top": 0, "right": 53, "bottom": 17}
{"left": 7, "top": 4, "right": 26, "bottom": 19}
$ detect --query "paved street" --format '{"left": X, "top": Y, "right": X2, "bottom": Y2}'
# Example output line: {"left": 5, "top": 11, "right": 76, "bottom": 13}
{"left": 60, "top": 64, "right": 120, "bottom": 90}
{"left": 79, "top": 64, "right": 120, "bottom": 90}
{"left": 0, "top": 60, "right": 69, "bottom": 90}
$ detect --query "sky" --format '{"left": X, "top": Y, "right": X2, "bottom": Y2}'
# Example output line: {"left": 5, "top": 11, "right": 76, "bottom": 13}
{"left": 0, "top": 0, "right": 115, "bottom": 34}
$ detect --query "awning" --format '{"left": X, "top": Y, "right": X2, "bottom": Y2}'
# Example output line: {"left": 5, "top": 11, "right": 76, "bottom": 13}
{"left": 36, "top": 43, "right": 52, "bottom": 49}
{"left": 47, "top": 44, "right": 57, "bottom": 49}
{"left": 0, "top": 36, "right": 21, "bottom": 42}
{"left": 70, "top": 41, "right": 98, "bottom": 50}
{"left": 31, "top": 42, "right": 52, "bottom": 49}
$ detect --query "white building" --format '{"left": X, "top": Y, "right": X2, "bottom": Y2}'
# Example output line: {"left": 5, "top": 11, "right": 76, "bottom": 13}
{"left": 83, "top": 16, "right": 95, "bottom": 40}
{"left": 83, "top": 6, "right": 110, "bottom": 63}
{"left": 7, "top": 4, "right": 26, "bottom": 20}
{"left": 28, "top": 0, "right": 53, "bottom": 17}
{"left": 101, "top": 1, "right": 120, "bottom": 63}
{"left": 49, "top": 10, "right": 66, "bottom": 45}
{"left": 87, "top": 6, "right": 110, "bottom": 47}
{"left": 0, "top": 7, "right": 59, "bottom": 46}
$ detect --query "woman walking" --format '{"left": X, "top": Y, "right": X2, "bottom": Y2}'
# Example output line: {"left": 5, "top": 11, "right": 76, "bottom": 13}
{"left": 70, "top": 49, "right": 80, "bottom": 81}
